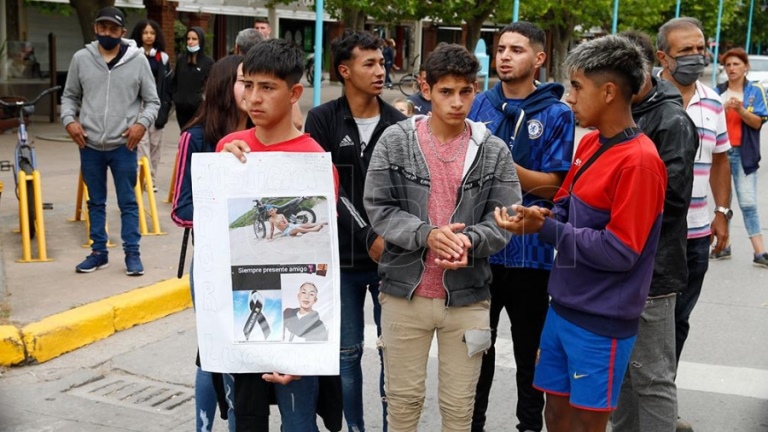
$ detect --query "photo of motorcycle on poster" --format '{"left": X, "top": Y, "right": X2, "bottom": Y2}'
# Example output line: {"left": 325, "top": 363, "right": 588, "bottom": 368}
{"left": 190, "top": 152, "right": 340, "bottom": 376}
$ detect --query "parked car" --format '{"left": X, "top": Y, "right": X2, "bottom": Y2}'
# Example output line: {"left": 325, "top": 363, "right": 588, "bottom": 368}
{"left": 717, "top": 54, "right": 768, "bottom": 86}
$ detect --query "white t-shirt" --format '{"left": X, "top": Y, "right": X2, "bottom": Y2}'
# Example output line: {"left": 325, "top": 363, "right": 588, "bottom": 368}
{"left": 685, "top": 81, "right": 731, "bottom": 239}
{"left": 355, "top": 115, "right": 380, "bottom": 155}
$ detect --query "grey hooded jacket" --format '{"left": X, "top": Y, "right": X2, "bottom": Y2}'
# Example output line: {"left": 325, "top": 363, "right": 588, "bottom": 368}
{"left": 61, "top": 40, "right": 160, "bottom": 151}
{"left": 364, "top": 116, "right": 522, "bottom": 307}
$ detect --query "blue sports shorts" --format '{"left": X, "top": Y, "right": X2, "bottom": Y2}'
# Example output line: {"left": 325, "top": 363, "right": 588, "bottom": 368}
{"left": 533, "top": 307, "right": 636, "bottom": 411}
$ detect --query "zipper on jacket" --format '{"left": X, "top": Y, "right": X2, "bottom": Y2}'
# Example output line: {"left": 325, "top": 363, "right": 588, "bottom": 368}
{"left": 100, "top": 69, "right": 112, "bottom": 149}
{"left": 408, "top": 126, "right": 432, "bottom": 301}
{"left": 441, "top": 136, "right": 482, "bottom": 307}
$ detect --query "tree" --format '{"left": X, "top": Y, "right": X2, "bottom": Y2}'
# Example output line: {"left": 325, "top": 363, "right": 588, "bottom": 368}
{"left": 69, "top": 0, "right": 115, "bottom": 45}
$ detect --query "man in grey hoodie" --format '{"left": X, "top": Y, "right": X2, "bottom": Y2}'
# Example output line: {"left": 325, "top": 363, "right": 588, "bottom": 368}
{"left": 62, "top": 6, "right": 160, "bottom": 276}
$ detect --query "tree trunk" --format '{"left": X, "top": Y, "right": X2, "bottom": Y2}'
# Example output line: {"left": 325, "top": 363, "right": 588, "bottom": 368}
{"left": 340, "top": 6, "right": 367, "bottom": 31}
{"left": 70, "top": 0, "right": 115, "bottom": 45}
{"left": 464, "top": 13, "right": 489, "bottom": 53}
{"left": 549, "top": 21, "right": 574, "bottom": 84}
{"left": 5, "top": 0, "right": 21, "bottom": 41}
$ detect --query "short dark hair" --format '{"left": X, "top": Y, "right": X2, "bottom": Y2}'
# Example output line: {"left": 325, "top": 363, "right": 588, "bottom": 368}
{"left": 254, "top": 17, "right": 269, "bottom": 24}
{"left": 129, "top": 19, "right": 166, "bottom": 52}
{"left": 242, "top": 39, "right": 304, "bottom": 86}
{"left": 499, "top": 21, "right": 546, "bottom": 51}
{"left": 424, "top": 43, "right": 480, "bottom": 87}
{"left": 619, "top": 30, "right": 655, "bottom": 72}
{"left": 564, "top": 35, "right": 647, "bottom": 99}
{"left": 331, "top": 30, "right": 382, "bottom": 85}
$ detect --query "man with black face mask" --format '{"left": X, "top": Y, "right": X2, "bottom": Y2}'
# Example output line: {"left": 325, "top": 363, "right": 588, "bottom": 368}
{"left": 656, "top": 17, "right": 732, "bottom": 432}
{"left": 62, "top": 6, "right": 159, "bottom": 276}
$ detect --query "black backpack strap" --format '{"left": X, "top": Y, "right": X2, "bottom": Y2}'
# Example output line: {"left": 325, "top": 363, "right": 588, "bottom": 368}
{"left": 569, "top": 127, "right": 641, "bottom": 194}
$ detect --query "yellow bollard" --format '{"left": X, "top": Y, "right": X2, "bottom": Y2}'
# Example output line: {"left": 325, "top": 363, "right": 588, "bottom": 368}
{"left": 136, "top": 156, "right": 166, "bottom": 236}
{"left": 69, "top": 170, "right": 85, "bottom": 222}
{"left": 165, "top": 149, "right": 179, "bottom": 203}
{"left": 16, "top": 170, "right": 53, "bottom": 263}
{"left": 17, "top": 171, "right": 32, "bottom": 262}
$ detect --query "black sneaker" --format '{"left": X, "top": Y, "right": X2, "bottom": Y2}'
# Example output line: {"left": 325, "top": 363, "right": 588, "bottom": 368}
{"left": 709, "top": 246, "right": 731, "bottom": 260}
{"left": 753, "top": 253, "right": 768, "bottom": 268}
{"left": 76, "top": 252, "right": 109, "bottom": 273}
{"left": 125, "top": 252, "right": 144, "bottom": 276}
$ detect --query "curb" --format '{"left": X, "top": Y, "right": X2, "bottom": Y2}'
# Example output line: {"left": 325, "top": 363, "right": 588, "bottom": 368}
{"left": 0, "top": 275, "right": 191, "bottom": 366}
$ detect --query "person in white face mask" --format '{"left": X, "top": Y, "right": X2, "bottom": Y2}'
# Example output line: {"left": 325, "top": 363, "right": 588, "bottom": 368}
{"left": 171, "top": 26, "right": 214, "bottom": 129}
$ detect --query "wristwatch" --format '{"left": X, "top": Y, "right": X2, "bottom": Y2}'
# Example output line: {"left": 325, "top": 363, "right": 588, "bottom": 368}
{"left": 714, "top": 206, "right": 733, "bottom": 220}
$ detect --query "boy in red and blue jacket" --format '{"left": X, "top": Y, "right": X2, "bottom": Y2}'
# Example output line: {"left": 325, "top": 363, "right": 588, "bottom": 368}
{"left": 496, "top": 35, "right": 667, "bottom": 432}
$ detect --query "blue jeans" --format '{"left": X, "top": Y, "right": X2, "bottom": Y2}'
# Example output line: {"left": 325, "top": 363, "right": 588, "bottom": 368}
{"left": 340, "top": 270, "right": 385, "bottom": 432}
{"left": 196, "top": 368, "right": 236, "bottom": 432}
{"left": 79, "top": 145, "right": 140, "bottom": 253}
{"left": 191, "top": 260, "right": 236, "bottom": 432}
{"left": 275, "top": 376, "right": 320, "bottom": 431}
{"left": 675, "top": 237, "right": 710, "bottom": 366}
{"left": 729, "top": 148, "right": 763, "bottom": 237}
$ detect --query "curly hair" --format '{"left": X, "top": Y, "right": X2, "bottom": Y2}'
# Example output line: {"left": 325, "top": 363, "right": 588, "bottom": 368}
{"left": 423, "top": 43, "right": 480, "bottom": 87}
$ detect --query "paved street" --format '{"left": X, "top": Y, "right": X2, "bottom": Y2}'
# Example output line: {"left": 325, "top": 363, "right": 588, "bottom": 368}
{"left": 0, "top": 78, "right": 767, "bottom": 430}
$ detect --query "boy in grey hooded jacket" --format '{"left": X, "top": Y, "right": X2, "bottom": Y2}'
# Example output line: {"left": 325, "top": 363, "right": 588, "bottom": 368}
{"left": 363, "top": 44, "right": 521, "bottom": 431}
{"left": 62, "top": 6, "right": 159, "bottom": 276}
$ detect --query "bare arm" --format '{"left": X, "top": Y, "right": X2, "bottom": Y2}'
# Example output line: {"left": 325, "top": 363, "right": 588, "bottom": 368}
{"left": 515, "top": 165, "right": 565, "bottom": 200}
{"left": 709, "top": 152, "right": 731, "bottom": 253}
{"left": 738, "top": 108, "right": 763, "bottom": 130}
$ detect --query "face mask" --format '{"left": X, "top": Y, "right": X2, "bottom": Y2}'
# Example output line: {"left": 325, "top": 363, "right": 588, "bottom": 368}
{"left": 187, "top": 45, "right": 201, "bottom": 53}
{"left": 669, "top": 54, "right": 705, "bottom": 86}
{"left": 97, "top": 34, "right": 122, "bottom": 51}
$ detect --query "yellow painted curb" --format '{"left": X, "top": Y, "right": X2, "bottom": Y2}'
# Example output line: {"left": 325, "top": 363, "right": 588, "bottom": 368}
{"left": 109, "top": 275, "right": 192, "bottom": 331}
{"left": 6, "top": 276, "right": 192, "bottom": 366}
{"left": 0, "top": 325, "right": 25, "bottom": 365}
{"left": 22, "top": 301, "right": 115, "bottom": 364}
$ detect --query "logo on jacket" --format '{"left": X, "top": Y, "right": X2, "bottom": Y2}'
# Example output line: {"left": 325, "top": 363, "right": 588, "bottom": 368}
{"left": 527, "top": 119, "right": 543, "bottom": 139}
{"left": 339, "top": 135, "right": 354, "bottom": 147}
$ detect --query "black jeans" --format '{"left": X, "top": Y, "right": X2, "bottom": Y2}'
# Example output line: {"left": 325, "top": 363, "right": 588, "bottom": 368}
{"left": 675, "top": 236, "right": 710, "bottom": 366}
{"left": 472, "top": 266, "right": 550, "bottom": 432}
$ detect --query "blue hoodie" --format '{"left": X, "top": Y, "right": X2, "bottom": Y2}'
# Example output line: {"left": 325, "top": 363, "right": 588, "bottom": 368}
{"left": 469, "top": 82, "right": 574, "bottom": 270}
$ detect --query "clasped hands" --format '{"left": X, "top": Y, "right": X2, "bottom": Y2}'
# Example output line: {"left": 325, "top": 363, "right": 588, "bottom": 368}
{"left": 427, "top": 223, "right": 472, "bottom": 270}
{"left": 494, "top": 205, "right": 551, "bottom": 236}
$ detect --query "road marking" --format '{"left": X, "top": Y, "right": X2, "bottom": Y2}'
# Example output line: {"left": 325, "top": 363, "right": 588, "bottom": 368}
{"left": 363, "top": 324, "right": 768, "bottom": 400}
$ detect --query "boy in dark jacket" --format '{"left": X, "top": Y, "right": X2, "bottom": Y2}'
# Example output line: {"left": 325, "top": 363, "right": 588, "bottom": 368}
{"left": 364, "top": 43, "right": 520, "bottom": 430}
{"left": 304, "top": 30, "right": 406, "bottom": 431}
{"left": 611, "top": 31, "right": 699, "bottom": 432}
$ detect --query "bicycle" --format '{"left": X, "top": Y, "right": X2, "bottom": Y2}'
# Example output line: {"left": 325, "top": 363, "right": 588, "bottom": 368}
{"left": 251, "top": 197, "right": 317, "bottom": 239}
{"left": 0, "top": 86, "right": 61, "bottom": 240}
{"left": 398, "top": 54, "right": 421, "bottom": 97}
{"left": 305, "top": 53, "right": 324, "bottom": 86}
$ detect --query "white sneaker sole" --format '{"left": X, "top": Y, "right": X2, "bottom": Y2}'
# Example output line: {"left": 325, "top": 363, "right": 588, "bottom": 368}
{"left": 76, "top": 263, "right": 109, "bottom": 273}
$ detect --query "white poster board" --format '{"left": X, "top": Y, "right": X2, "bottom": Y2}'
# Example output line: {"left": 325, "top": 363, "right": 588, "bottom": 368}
{"left": 191, "top": 152, "right": 340, "bottom": 375}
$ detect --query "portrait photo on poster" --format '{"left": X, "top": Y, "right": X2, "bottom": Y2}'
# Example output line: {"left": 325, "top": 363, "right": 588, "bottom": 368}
{"left": 226, "top": 195, "right": 332, "bottom": 266}
{"left": 281, "top": 273, "right": 332, "bottom": 343}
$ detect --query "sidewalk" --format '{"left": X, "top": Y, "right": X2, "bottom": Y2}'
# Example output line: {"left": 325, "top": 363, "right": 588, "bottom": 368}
{"left": 0, "top": 82, "right": 356, "bottom": 366}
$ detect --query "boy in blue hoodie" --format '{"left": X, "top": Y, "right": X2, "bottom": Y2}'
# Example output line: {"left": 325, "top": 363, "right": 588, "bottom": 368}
{"left": 62, "top": 6, "right": 159, "bottom": 276}
{"left": 468, "top": 22, "right": 574, "bottom": 432}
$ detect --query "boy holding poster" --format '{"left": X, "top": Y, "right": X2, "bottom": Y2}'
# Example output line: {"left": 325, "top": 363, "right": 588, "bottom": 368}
{"left": 217, "top": 39, "right": 339, "bottom": 432}
{"left": 363, "top": 44, "right": 521, "bottom": 430}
